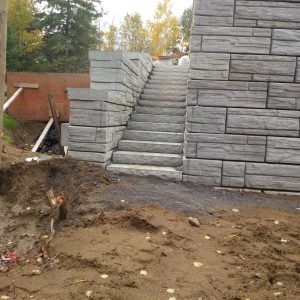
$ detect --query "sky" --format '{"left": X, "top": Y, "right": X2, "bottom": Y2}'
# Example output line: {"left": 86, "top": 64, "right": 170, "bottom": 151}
{"left": 101, "top": 0, "right": 193, "bottom": 28}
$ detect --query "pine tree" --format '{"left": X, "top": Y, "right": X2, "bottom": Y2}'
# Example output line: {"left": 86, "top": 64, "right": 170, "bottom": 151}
{"left": 36, "top": 0, "right": 103, "bottom": 73}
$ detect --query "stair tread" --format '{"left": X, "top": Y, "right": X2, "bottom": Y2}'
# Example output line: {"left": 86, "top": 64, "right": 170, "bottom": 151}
{"left": 125, "top": 130, "right": 183, "bottom": 135}
{"left": 115, "top": 151, "right": 182, "bottom": 158}
{"left": 120, "top": 140, "right": 182, "bottom": 145}
{"left": 108, "top": 164, "right": 180, "bottom": 171}
{"left": 129, "top": 120, "right": 183, "bottom": 125}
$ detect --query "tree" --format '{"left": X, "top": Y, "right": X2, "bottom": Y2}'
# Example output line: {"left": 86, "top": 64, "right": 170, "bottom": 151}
{"left": 103, "top": 24, "right": 118, "bottom": 51}
{"left": 179, "top": 7, "right": 193, "bottom": 52}
{"left": 36, "top": 0, "right": 103, "bottom": 73}
{"left": 147, "top": 0, "right": 180, "bottom": 57}
{"left": 119, "top": 13, "right": 149, "bottom": 52}
{"left": 6, "top": 0, "right": 43, "bottom": 71}
{"left": 0, "top": 0, "right": 9, "bottom": 169}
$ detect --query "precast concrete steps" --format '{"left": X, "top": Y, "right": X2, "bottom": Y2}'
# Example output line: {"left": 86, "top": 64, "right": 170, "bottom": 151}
{"left": 146, "top": 83, "right": 188, "bottom": 91}
{"left": 148, "top": 79, "right": 188, "bottom": 85}
{"left": 118, "top": 140, "right": 183, "bottom": 154}
{"left": 123, "top": 130, "right": 184, "bottom": 143}
{"left": 138, "top": 100, "right": 186, "bottom": 108}
{"left": 107, "top": 164, "right": 182, "bottom": 181}
{"left": 127, "top": 121, "right": 185, "bottom": 133}
{"left": 131, "top": 114, "right": 185, "bottom": 124}
{"left": 113, "top": 151, "right": 182, "bottom": 167}
{"left": 107, "top": 65, "right": 188, "bottom": 181}
{"left": 135, "top": 106, "right": 186, "bottom": 116}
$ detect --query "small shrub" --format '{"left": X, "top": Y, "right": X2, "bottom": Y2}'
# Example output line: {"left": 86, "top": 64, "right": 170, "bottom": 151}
{"left": 3, "top": 114, "right": 18, "bottom": 129}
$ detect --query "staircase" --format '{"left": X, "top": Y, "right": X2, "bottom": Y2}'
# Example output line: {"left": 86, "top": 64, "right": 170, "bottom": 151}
{"left": 107, "top": 65, "right": 188, "bottom": 181}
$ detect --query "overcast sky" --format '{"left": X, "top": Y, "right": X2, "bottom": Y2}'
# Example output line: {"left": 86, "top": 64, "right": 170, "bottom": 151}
{"left": 101, "top": 0, "right": 193, "bottom": 27}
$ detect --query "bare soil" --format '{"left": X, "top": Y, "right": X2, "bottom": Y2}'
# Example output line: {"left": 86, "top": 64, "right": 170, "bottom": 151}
{"left": 0, "top": 159, "right": 299, "bottom": 300}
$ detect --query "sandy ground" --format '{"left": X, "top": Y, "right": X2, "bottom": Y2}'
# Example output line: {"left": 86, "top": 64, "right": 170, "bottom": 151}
{"left": 0, "top": 159, "right": 299, "bottom": 300}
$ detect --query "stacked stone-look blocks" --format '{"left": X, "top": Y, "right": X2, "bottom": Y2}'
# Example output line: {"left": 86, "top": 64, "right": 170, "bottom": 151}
{"left": 68, "top": 51, "right": 152, "bottom": 166}
{"left": 185, "top": 0, "right": 300, "bottom": 191}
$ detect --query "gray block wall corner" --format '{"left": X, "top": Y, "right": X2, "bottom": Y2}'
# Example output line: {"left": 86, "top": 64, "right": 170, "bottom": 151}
{"left": 67, "top": 51, "right": 153, "bottom": 167}
{"left": 184, "top": 0, "right": 300, "bottom": 192}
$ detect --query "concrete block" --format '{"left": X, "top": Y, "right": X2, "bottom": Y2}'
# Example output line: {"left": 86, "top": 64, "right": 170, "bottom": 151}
{"left": 194, "top": 15, "right": 233, "bottom": 27}
{"left": 69, "top": 150, "right": 113, "bottom": 163}
{"left": 245, "top": 163, "right": 300, "bottom": 191}
{"left": 186, "top": 107, "right": 226, "bottom": 133}
{"left": 183, "top": 158, "right": 222, "bottom": 185}
{"left": 227, "top": 108, "right": 300, "bottom": 136}
{"left": 113, "top": 151, "right": 182, "bottom": 167}
{"left": 268, "top": 83, "right": 300, "bottom": 110}
{"left": 235, "top": 1, "right": 300, "bottom": 27}
{"left": 267, "top": 137, "right": 300, "bottom": 164}
{"left": 202, "top": 35, "right": 271, "bottom": 54}
{"left": 190, "top": 53, "right": 230, "bottom": 81}
{"left": 69, "top": 142, "right": 114, "bottom": 153}
{"left": 185, "top": 142, "right": 197, "bottom": 158}
{"left": 188, "top": 133, "right": 266, "bottom": 162}
{"left": 272, "top": 29, "right": 300, "bottom": 55}
{"left": 194, "top": 0, "right": 234, "bottom": 18}
{"left": 230, "top": 55, "right": 296, "bottom": 82}
{"left": 107, "top": 164, "right": 182, "bottom": 181}
{"left": 69, "top": 126, "right": 96, "bottom": 143}
{"left": 61, "top": 123, "right": 69, "bottom": 146}
{"left": 186, "top": 89, "right": 198, "bottom": 105}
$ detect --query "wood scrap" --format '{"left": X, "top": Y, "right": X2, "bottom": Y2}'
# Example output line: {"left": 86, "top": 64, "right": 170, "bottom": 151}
{"left": 42, "top": 219, "right": 55, "bottom": 259}
{"left": 46, "top": 188, "right": 57, "bottom": 208}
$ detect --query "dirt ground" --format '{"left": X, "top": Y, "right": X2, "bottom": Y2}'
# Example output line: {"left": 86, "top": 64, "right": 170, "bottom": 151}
{"left": 0, "top": 159, "right": 299, "bottom": 300}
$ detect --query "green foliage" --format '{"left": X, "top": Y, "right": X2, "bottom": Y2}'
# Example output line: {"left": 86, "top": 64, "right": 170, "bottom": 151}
{"left": 179, "top": 7, "right": 193, "bottom": 51}
{"left": 3, "top": 114, "right": 18, "bottom": 130}
{"left": 103, "top": 24, "right": 118, "bottom": 51}
{"left": 147, "top": 0, "right": 180, "bottom": 57}
{"left": 35, "top": 0, "right": 103, "bottom": 73}
{"left": 119, "top": 13, "right": 149, "bottom": 52}
{"left": 6, "top": 0, "right": 43, "bottom": 72}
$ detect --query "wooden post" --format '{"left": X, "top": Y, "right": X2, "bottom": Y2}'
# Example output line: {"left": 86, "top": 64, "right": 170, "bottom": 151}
{"left": 0, "top": 0, "right": 9, "bottom": 169}
{"left": 48, "top": 94, "right": 64, "bottom": 156}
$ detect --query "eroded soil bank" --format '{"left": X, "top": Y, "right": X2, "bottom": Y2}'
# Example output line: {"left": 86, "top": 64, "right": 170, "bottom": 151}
{"left": 0, "top": 159, "right": 299, "bottom": 299}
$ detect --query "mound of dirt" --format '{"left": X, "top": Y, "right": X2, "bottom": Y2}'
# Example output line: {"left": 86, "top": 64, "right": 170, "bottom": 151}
{"left": 0, "top": 159, "right": 109, "bottom": 255}
{"left": 0, "top": 160, "right": 299, "bottom": 299}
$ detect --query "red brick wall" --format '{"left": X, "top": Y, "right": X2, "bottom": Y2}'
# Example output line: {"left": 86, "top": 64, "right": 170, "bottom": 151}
{"left": 7, "top": 72, "right": 90, "bottom": 122}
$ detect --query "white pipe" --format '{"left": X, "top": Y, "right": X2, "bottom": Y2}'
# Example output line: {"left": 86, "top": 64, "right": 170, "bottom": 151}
{"left": 3, "top": 87, "right": 23, "bottom": 112}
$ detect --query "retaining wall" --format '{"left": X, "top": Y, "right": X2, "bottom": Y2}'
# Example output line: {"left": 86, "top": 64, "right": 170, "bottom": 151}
{"left": 184, "top": 0, "right": 300, "bottom": 192}
{"left": 68, "top": 51, "right": 153, "bottom": 166}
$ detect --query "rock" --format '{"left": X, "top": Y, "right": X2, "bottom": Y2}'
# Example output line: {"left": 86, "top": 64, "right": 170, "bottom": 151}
{"left": 188, "top": 217, "right": 200, "bottom": 227}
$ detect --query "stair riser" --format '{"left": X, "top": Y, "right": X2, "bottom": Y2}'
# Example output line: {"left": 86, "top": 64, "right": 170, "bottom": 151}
{"left": 127, "top": 122, "right": 184, "bottom": 133}
{"left": 107, "top": 165, "right": 183, "bottom": 181}
{"left": 135, "top": 107, "right": 186, "bottom": 116}
{"left": 138, "top": 100, "right": 186, "bottom": 108}
{"left": 146, "top": 84, "right": 187, "bottom": 91}
{"left": 113, "top": 153, "right": 183, "bottom": 167}
{"left": 131, "top": 114, "right": 185, "bottom": 124}
{"left": 141, "top": 95, "right": 186, "bottom": 102}
{"left": 151, "top": 76, "right": 188, "bottom": 81}
{"left": 148, "top": 79, "right": 187, "bottom": 86}
{"left": 123, "top": 131, "right": 184, "bottom": 143}
{"left": 118, "top": 141, "right": 183, "bottom": 154}
{"left": 152, "top": 68, "right": 189, "bottom": 75}
{"left": 143, "top": 90, "right": 187, "bottom": 96}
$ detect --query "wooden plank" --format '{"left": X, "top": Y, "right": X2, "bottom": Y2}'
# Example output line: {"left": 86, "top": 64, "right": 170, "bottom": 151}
{"left": 14, "top": 83, "right": 39, "bottom": 89}
{"left": 31, "top": 118, "right": 54, "bottom": 152}
{"left": 3, "top": 87, "right": 23, "bottom": 112}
